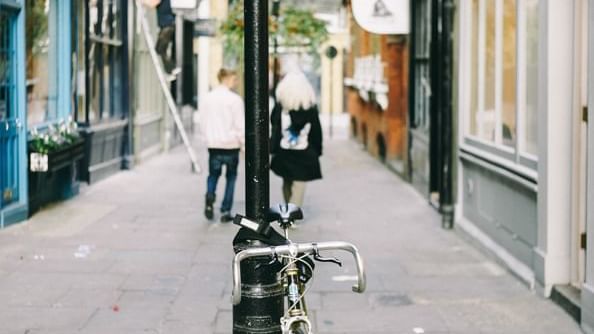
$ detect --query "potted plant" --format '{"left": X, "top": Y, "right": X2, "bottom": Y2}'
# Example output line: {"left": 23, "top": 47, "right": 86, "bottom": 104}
{"left": 28, "top": 119, "right": 85, "bottom": 215}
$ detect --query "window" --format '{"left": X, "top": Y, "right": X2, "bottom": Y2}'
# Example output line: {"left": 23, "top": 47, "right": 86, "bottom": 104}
{"left": 84, "top": 0, "right": 124, "bottom": 124}
{"left": 0, "top": 10, "right": 14, "bottom": 122}
{"left": 465, "top": 0, "right": 540, "bottom": 167}
{"left": 523, "top": 0, "right": 539, "bottom": 156}
{"left": 25, "top": 0, "right": 57, "bottom": 127}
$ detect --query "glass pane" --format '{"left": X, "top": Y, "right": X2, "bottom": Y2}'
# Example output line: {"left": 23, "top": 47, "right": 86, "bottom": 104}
{"left": 26, "top": 0, "right": 56, "bottom": 127}
{"left": 87, "top": 0, "right": 123, "bottom": 123}
{"left": 470, "top": 0, "right": 496, "bottom": 142}
{"left": 73, "top": 0, "right": 86, "bottom": 123}
{"left": 483, "top": 0, "right": 496, "bottom": 142}
{"left": 0, "top": 11, "right": 11, "bottom": 121}
{"left": 502, "top": 0, "right": 517, "bottom": 147}
{"left": 88, "top": 0, "right": 101, "bottom": 123}
{"left": 524, "top": 0, "right": 539, "bottom": 155}
{"left": 470, "top": 0, "right": 479, "bottom": 136}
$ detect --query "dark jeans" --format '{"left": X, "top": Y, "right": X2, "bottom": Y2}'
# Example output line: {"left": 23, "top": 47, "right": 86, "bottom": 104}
{"left": 156, "top": 25, "right": 175, "bottom": 73}
{"left": 207, "top": 149, "right": 240, "bottom": 213}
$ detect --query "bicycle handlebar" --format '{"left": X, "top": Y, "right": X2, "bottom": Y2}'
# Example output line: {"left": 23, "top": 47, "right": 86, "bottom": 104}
{"left": 232, "top": 241, "right": 366, "bottom": 305}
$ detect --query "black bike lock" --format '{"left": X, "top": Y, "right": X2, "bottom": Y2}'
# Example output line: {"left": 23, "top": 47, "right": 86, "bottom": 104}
{"left": 232, "top": 1, "right": 284, "bottom": 333}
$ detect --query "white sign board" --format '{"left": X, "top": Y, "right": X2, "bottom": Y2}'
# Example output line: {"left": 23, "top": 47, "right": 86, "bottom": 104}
{"left": 30, "top": 153, "right": 49, "bottom": 172}
{"left": 171, "top": 0, "right": 198, "bottom": 9}
{"left": 351, "top": 0, "right": 410, "bottom": 35}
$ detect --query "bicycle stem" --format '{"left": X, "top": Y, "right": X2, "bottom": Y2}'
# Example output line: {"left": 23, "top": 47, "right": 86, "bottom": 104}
{"left": 232, "top": 241, "right": 366, "bottom": 305}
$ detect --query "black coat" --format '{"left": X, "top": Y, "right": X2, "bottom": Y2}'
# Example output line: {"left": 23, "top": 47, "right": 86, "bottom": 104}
{"left": 270, "top": 103, "right": 323, "bottom": 181}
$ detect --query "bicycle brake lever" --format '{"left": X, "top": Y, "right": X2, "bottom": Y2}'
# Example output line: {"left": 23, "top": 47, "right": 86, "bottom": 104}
{"left": 312, "top": 243, "right": 342, "bottom": 267}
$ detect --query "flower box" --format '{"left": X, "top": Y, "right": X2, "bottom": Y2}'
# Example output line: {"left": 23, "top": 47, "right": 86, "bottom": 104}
{"left": 28, "top": 137, "right": 85, "bottom": 215}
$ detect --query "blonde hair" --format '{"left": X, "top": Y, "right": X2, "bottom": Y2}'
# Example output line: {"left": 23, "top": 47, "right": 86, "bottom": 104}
{"left": 275, "top": 70, "right": 316, "bottom": 111}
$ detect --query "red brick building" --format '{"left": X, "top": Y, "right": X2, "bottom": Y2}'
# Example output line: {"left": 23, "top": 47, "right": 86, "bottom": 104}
{"left": 345, "top": 21, "right": 409, "bottom": 177}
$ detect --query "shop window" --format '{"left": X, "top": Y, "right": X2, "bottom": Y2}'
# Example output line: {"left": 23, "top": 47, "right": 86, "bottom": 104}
{"left": 465, "top": 0, "right": 539, "bottom": 169}
{"left": 81, "top": 0, "right": 124, "bottom": 124}
{"left": 25, "top": 0, "right": 57, "bottom": 127}
{"left": 0, "top": 11, "right": 13, "bottom": 122}
{"left": 523, "top": 0, "right": 539, "bottom": 156}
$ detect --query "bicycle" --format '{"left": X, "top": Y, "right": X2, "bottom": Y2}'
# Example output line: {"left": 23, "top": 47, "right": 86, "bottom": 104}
{"left": 232, "top": 203, "right": 366, "bottom": 334}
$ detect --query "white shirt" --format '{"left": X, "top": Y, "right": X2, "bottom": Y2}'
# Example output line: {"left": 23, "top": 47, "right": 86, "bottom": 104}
{"left": 198, "top": 86, "right": 245, "bottom": 149}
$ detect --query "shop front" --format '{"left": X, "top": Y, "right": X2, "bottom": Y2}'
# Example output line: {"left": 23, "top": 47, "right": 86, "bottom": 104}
{"left": 0, "top": 0, "right": 28, "bottom": 227}
{"left": 73, "top": 0, "right": 131, "bottom": 184}
{"left": 24, "top": 0, "right": 84, "bottom": 215}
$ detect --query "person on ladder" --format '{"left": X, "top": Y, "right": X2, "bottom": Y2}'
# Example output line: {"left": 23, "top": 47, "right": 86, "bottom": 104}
{"left": 152, "top": 0, "right": 180, "bottom": 79}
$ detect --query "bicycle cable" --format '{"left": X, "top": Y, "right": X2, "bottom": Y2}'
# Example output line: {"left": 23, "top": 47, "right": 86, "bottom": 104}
{"left": 278, "top": 253, "right": 315, "bottom": 316}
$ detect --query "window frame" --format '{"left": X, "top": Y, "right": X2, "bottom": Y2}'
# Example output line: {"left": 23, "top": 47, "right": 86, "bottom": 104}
{"left": 79, "top": 0, "right": 126, "bottom": 125}
{"left": 460, "top": 0, "right": 539, "bottom": 179}
{"left": 25, "top": 0, "right": 72, "bottom": 130}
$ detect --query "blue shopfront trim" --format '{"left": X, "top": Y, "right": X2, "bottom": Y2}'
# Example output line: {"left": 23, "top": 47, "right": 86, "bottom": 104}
{"left": 0, "top": 0, "right": 28, "bottom": 228}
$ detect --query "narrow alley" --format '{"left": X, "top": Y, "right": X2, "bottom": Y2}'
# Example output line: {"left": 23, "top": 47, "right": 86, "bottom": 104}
{"left": 0, "top": 132, "right": 580, "bottom": 333}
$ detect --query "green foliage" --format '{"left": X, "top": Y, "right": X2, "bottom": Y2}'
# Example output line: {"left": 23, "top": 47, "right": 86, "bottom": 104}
{"left": 220, "top": 0, "right": 329, "bottom": 64}
{"left": 29, "top": 120, "right": 80, "bottom": 155}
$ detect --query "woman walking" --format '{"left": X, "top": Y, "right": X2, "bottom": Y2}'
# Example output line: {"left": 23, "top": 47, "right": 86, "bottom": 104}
{"left": 270, "top": 70, "right": 323, "bottom": 207}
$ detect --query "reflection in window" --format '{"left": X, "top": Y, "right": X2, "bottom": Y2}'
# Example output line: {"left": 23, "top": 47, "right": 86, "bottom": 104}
{"left": 26, "top": 0, "right": 55, "bottom": 127}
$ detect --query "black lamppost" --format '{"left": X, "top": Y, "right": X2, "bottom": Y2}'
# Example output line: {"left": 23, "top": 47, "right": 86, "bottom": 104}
{"left": 271, "top": 0, "right": 281, "bottom": 97}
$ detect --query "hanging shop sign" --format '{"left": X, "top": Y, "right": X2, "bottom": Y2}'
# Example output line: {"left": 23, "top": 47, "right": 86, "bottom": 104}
{"left": 351, "top": 0, "right": 410, "bottom": 35}
{"left": 194, "top": 18, "right": 217, "bottom": 37}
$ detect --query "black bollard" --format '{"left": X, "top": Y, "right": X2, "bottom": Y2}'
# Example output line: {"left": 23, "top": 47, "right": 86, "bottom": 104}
{"left": 233, "top": 0, "right": 284, "bottom": 333}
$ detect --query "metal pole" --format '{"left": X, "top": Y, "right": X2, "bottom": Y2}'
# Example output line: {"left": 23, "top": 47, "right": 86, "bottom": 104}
{"left": 329, "top": 60, "right": 334, "bottom": 139}
{"left": 439, "top": 0, "right": 455, "bottom": 229}
{"left": 325, "top": 46, "right": 338, "bottom": 139}
{"left": 272, "top": 0, "right": 280, "bottom": 96}
{"left": 244, "top": 0, "right": 270, "bottom": 224}
{"left": 175, "top": 12, "right": 183, "bottom": 105}
{"left": 234, "top": 5, "right": 283, "bottom": 334}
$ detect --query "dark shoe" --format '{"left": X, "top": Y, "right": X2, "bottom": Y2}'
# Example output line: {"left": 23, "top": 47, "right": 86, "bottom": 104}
{"left": 205, "top": 194, "right": 215, "bottom": 220}
{"left": 220, "top": 212, "right": 233, "bottom": 223}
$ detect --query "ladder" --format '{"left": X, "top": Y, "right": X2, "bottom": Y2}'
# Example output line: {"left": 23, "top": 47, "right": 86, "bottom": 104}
{"left": 135, "top": 0, "right": 202, "bottom": 174}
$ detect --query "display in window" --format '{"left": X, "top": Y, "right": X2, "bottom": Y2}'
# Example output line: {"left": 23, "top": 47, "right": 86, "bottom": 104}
{"left": 26, "top": 0, "right": 55, "bottom": 127}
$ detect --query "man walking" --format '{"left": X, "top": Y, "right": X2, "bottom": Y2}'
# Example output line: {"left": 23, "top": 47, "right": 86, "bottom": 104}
{"left": 199, "top": 69, "right": 244, "bottom": 222}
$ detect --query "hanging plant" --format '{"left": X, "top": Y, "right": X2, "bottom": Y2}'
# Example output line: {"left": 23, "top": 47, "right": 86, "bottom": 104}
{"left": 220, "top": 0, "right": 329, "bottom": 65}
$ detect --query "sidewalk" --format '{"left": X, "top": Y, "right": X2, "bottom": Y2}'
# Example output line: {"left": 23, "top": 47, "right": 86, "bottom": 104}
{"left": 0, "top": 133, "right": 582, "bottom": 334}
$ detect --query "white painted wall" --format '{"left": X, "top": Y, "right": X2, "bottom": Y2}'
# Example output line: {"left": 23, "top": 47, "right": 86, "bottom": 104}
{"left": 581, "top": 0, "right": 594, "bottom": 331}
{"left": 534, "top": 0, "right": 574, "bottom": 296}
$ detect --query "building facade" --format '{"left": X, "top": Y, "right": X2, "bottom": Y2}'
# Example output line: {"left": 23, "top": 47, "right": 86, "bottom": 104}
{"left": 0, "top": 0, "right": 199, "bottom": 227}
{"left": 74, "top": 0, "right": 132, "bottom": 184}
{"left": 345, "top": 22, "right": 409, "bottom": 175}
{"left": 1, "top": 0, "right": 28, "bottom": 227}
{"left": 454, "top": 0, "right": 594, "bottom": 330}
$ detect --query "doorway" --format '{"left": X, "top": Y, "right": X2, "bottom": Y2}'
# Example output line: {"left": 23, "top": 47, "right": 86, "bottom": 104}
{"left": 0, "top": 7, "right": 21, "bottom": 210}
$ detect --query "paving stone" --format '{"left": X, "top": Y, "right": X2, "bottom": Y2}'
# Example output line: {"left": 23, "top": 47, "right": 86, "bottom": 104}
{"left": 0, "top": 136, "right": 582, "bottom": 333}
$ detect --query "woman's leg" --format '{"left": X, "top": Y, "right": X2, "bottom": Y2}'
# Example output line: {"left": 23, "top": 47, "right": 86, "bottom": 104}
{"left": 282, "top": 179, "right": 293, "bottom": 204}
{"left": 290, "top": 181, "right": 306, "bottom": 207}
